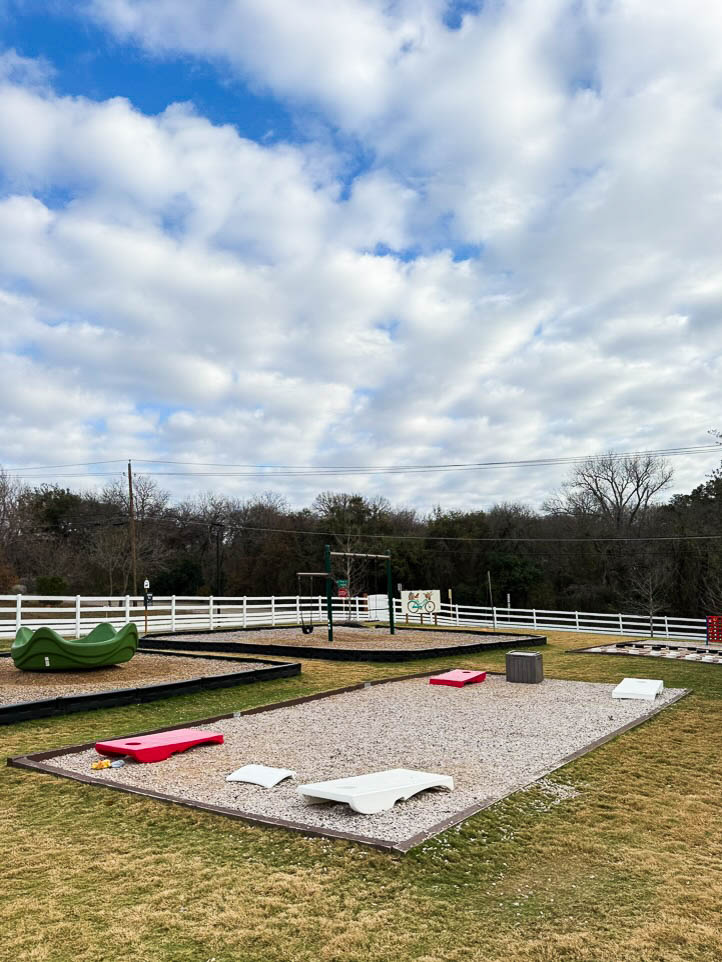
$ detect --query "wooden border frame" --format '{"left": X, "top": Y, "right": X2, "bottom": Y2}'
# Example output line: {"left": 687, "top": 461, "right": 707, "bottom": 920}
{"left": 7, "top": 674, "right": 689, "bottom": 852}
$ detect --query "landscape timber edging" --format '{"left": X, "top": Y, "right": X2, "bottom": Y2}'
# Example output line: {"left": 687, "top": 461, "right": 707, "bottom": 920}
{"left": 0, "top": 651, "right": 301, "bottom": 725}
{"left": 139, "top": 627, "right": 546, "bottom": 662}
{"left": 7, "top": 674, "right": 689, "bottom": 853}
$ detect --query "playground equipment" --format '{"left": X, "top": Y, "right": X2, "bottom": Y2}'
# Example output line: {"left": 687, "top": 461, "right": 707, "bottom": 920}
{"left": 325, "top": 545, "right": 395, "bottom": 643}
{"left": 296, "top": 570, "right": 334, "bottom": 635}
{"left": 297, "top": 768, "right": 454, "bottom": 815}
{"left": 96, "top": 728, "right": 224, "bottom": 763}
{"left": 11, "top": 622, "right": 138, "bottom": 672}
{"left": 297, "top": 545, "right": 395, "bottom": 642}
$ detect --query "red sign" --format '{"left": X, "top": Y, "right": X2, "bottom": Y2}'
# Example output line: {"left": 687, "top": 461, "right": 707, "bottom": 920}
{"left": 707, "top": 616, "right": 722, "bottom": 645}
{"left": 337, "top": 587, "right": 349, "bottom": 598}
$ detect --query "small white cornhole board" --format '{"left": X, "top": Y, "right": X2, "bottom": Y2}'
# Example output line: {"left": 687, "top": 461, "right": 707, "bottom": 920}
{"left": 297, "top": 768, "right": 454, "bottom": 815}
{"left": 612, "top": 678, "right": 664, "bottom": 701}
{"left": 226, "top": 764, "right": 296, "bottom": 787}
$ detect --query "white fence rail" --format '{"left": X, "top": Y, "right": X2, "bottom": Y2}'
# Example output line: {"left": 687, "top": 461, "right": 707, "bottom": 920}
{"left": 394, "top": 600, "right": 708, "bottom": 642}
{"left": 0, "top": 594, "right": 369, "bottom": 639}
{"left": 0, "top": 594, "right": 710, "bottom": 642}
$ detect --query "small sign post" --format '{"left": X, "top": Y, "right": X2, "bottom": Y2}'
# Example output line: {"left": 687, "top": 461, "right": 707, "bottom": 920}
{"left": 143, "top": 579, "right": 152, "bottom": 634}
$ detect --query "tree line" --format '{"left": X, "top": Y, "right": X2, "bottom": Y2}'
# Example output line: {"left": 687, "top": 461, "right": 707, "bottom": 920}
{"left": 1, "top": 450, "right": 721, "bottom": 617}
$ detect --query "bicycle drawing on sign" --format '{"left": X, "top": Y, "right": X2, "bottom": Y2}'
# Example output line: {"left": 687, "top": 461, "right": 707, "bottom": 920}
{"left": 406, "top": 591, "right": 437, "bottom": 614}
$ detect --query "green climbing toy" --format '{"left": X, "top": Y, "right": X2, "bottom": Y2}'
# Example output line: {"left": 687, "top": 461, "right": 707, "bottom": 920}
{"left": 11, "top": 622, "right": 139, "bottom": 671}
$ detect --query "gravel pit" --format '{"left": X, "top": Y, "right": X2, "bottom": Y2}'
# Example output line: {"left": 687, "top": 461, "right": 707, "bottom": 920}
{"left": 43, "top": 675, "right": 685, "bottom": 849}
{"left": 0, "top": 653, "right": 263, "bottom": 705}
{"left": 149, "top": 625, "right": 526, "bottom": 651}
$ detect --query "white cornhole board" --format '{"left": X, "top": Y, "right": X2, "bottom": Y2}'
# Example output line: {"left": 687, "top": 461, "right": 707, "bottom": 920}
{"left": 612, "top": 678, "right": 664, "bottom": 701}
{"left": 226, "top": 764, "right": 296, "bottom": 787}
{"left": 297, "top": 768, "right": 454, "bottom": 815}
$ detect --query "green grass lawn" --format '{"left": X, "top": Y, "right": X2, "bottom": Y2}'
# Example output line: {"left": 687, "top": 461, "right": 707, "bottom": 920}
{"left": 3, "top": 631, "right": 722, "bottom": 962}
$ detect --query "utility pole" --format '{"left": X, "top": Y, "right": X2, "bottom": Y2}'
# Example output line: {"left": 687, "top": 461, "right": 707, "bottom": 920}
{"left": 487, "top": 570, "right": 494, "bottom": 607}
{"left": 127, "top": 460, "right": 138, "bottom": 596}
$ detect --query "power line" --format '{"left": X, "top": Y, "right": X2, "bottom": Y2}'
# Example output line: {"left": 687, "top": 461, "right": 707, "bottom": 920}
{"left": 11, "top": 508, "right": 722, "bottom": 545}
{"left": 6, "top": 443, "right": 720, "bottom": 480}
{"left": 144, "top": 514, "right": 722, "bottom": 544}
{"left": 2, "top": 460, "right": 125, "bottom": 471}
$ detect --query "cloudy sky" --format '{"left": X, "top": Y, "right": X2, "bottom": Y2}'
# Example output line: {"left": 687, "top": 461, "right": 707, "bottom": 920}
{"left": 1, "top": 0, "right": 721, "bottom": 510}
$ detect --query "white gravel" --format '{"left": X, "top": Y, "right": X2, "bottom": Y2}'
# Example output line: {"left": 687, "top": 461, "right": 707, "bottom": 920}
{"left": 46, "top": 675, "right": 684, "bottom": 846}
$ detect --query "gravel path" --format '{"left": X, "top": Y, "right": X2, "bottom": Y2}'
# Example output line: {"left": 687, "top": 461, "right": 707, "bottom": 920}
{"left": 47, "top": 675, "right": 684, "bottom": 846}
{"left": 151, "top": 626, "right": 524, "bottom": 650}
{"left": 0, "top": 653, "right": 261, "bottom": 704}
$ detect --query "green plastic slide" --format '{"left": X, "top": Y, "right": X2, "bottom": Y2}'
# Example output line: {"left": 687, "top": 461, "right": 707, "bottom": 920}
{"left": 11, "top": 622, "right": 139, "bottom": 671}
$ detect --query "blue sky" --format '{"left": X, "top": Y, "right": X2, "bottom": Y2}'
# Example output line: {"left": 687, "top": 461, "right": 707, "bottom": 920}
{"left": 1, "top": 0, "right": 721, "bottom": 508}
{"left": 1, "top": 1, "right": 296, "bottom": 141}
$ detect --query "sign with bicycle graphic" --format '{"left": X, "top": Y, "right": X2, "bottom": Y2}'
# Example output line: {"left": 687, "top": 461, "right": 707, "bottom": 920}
{"left": 402, "top": 590, "right": 441, "bottom": 620}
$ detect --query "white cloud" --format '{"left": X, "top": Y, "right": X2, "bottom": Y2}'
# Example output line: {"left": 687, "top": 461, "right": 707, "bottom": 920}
{"left": 2, "top": 0, "right": 722, "bottom": 508}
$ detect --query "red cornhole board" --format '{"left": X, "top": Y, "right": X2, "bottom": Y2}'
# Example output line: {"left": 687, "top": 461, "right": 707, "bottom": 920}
{"left": 95, "top": 728, "right": 224, "bottom": 763}
{"left": 429, "top": 669, "right": 487, "bottom": 688}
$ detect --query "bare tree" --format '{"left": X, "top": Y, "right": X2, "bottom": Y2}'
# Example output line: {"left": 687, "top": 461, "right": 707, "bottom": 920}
{"left": 312, "top": 493, "right": 392, "bottom": 595}
{"left": 553, "top": 453, "right": 673, "bottom": 532}
{"left": 626, "top": 554, "right": 671, "bottom": 636}
{"left": 0, "top": 467, "right": 25, "bottom": 555}
{"left": 86, "top": 525, "right": 130, "bottom": 596}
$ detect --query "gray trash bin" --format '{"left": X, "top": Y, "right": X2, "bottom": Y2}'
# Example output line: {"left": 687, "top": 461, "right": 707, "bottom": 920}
{"left": 506, "top": 650, "right": 543, "bottom": 683}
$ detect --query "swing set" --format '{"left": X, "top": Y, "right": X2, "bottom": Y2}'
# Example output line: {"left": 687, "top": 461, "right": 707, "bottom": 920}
{"left": 296, "top": 544, "right": 396, "bottom": 643}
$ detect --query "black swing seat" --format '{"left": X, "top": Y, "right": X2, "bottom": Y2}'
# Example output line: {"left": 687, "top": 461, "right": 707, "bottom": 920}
{"left": 301, "top": 624, "right": 314, "bottom": 635}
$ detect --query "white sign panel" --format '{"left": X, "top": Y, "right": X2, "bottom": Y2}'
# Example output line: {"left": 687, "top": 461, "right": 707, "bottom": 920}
{"left": 401, "top": 589, "right": 441, "bottom": 616}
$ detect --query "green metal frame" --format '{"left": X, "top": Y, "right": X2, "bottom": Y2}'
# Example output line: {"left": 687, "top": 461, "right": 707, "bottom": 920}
{"left": 325, "top": 545, "right": 395, "bottom": 644}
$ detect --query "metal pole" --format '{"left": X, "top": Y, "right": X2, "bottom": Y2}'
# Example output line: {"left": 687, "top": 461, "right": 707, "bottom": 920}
{"left": 214, "top": 524, "right": 223, "bottom": 596}
{"left": 127, "top": 460, "right": 138, "bottom": 596}
{"left": 325, "top": 544, "right": 333, "bottom": 643}
{"left": 387, "top": 555, "right": 395, "bottom": 634}
{"left": 487, "top": 570, "right": 493, "bottom": 607}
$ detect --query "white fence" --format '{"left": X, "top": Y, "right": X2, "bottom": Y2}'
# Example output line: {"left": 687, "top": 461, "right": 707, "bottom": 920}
{"left": 396, "top": 601, "right": 708, "bottom": 642}
{"left": 0, "top": 594, "right": 710, "bottom": 642}
{"left": 0, "top": 594, "right": 370, "bottom": 639}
